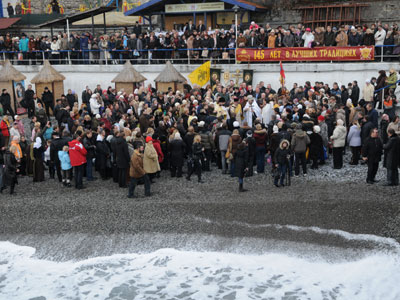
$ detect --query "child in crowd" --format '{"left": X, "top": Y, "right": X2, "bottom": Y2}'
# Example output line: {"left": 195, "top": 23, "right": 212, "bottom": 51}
{"left": 58, "top": 145, "right": 72, "bottom": 187}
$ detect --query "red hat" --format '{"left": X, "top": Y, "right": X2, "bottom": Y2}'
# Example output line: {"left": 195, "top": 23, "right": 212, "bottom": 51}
{"left": 146, "top": 136, "right": 153, "bottom": 143}
{"left": 306, "top": 28, "right": 311, "bottom": 32}
{"left": 317, "top": 115, "right": 325, "bottom": 121}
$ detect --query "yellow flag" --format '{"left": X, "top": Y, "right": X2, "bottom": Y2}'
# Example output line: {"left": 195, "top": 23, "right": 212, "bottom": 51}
{"left": 188, "top": 61, "right": 211, "bottom": 87}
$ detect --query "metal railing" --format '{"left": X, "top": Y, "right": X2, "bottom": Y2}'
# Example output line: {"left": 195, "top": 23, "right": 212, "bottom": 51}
{"left": 0, "top": 45, "right": 398, "bottom": 65}
{"left": 0, "top": 47, "right": 236, "bottom": 65}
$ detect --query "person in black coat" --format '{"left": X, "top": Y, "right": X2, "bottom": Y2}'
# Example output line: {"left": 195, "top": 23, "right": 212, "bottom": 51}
{"left": 114, "top": 132, "right": 130, "bottom": 188}
{"left": 0, "top": 131, "right": 6, "bottom": 193}
{"left": 245, "top": 131, "right": 256, "bottom": 177}
{"left": 324, "top": 26, "right": 336, "bottom": 46}
{"left": 234, "top": 141, "right": 249, "bottom": 192}
{"left": 25, "top": 85, "right": 35, "bottom": 118}
{"left": 350, "top": 81, "right": 360, "bottom": 107}
{"left": 309, "top": 126, "right": 324, "bottom": 169}
{"left": 0, "top": 89, "right": 15, "bottom": 118}
{"left": 83, "top": 130, "right": 97, "bottom": 181}
{"left": 383, "top": 129, "right": 400, "bottom": 186}
{"left": 42, "top": 87, "right": 54, "bottom": 117}
{"left": 361, "top": 115, "right": 375, "bottom": 145}
{"left": 362, "top": 128, "right": 383, "bottom": 184}
{"left": 186, "top": 135, "right": 204, "bottom": 183}
{"left": 168, "top": 132, "right": 186, "bottom": 177}
{"left": 33, "top": 137, "right": 45, "bottom": 182}
{"left": 4, "top": 148, "right": 18, "bottom": 194}
{"left": 50, "top": 131, "right": 71, "bottom": 182}
{"left": 95, "top": 129, "right": 110, "bottom": 180}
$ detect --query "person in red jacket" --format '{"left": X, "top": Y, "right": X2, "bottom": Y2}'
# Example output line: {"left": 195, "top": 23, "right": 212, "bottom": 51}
{"left": 68, "top": 130, "right": 87, "bottom": 189}
{"left": 1, "top": 116, "right": 10, "bottom": 147}
{"left": 152, "top": 133, "right": 164, "bottom": 178}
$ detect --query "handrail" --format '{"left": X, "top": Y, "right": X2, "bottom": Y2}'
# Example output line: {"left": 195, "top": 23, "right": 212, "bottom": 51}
{"left": 374, "top": 79, "right": 400, "bottom": 94}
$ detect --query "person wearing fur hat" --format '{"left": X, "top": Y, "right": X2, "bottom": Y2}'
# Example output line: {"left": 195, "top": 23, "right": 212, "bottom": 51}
{"left": 253, "top": 123, "right": 268, "bottom": 174}
{"left": 274, "top": 140, "right": 291, "bottom": 187}
{"left": 330, "top": 119, "right": 347, "bottom": 169}
{"left": 245, "top": 130, "right": 256, "bottom": 177}
{"left": 309, "top": 125, "right": 324, "bottom": 169}
{"left": 143, "top": 135, "right": 160, "bottom": 182}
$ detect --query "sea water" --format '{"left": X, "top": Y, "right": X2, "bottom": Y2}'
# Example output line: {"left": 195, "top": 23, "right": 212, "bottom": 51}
{"left": 1, "top": 239, "right": 400, "bottom": 300}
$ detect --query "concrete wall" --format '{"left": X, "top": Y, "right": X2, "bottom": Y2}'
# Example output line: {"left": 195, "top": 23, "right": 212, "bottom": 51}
{"left": 13, "top": 62, "right": 400, "bottom": 100}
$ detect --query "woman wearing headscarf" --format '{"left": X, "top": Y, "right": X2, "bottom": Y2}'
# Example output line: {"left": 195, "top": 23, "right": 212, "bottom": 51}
{"left": 330, "top": 119, "right": 347, "bottom": 169}
{"left": 143, "top": 136, "right": 160, "bottom": 183}
{"left": 33, "top": 137, "right": 45, "bottom": 182}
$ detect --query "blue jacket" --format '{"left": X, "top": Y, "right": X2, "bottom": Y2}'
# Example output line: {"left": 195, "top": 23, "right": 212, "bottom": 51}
{"left": 58, "top": 150, "right": 72, "bottom": 170}
{"left": 19, "top": 38, "right": 29, "bottom": 52}
{"left": 80, "top": 36, "right": 89, "bottom": 50}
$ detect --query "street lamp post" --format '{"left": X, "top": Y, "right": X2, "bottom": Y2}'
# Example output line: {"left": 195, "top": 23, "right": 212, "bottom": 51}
{"left": 233, "top": 5, "right": 239, "bottom": 64}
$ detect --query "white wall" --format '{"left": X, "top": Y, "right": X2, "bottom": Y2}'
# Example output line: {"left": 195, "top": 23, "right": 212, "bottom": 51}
{"left": 15, "top": 62, "right": 400, "bottom": 101}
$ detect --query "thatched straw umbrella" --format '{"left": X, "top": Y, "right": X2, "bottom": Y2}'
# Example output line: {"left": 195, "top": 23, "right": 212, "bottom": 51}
{"left": 30, "top": 60, "right": 66, "bottom": 106}
{"left": 154, "top": 61, "right": 186, "bottom": 92}
{"left": 0, "top": 60, "right": 27, "bottom": 114}
{"left": 111, "top": 61, "right": 147, "bottom": 95}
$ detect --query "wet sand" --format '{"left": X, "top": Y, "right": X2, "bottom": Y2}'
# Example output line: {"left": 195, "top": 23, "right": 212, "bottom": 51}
{"left": 1, "top": 165, "right": 399, "bottom": 260}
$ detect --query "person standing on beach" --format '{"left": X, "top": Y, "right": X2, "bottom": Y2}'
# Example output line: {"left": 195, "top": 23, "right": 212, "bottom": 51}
{"left": 382, "top": 128, "right": 400, "bottom": 186}
{"left": 128, "top": 143, "right": 150, "bottom": 198}
{"left": 362, "top": 128, "right": 383, "bottom": 184}
{"left": 68, "top": 131, "right": 87, "bottom": 189}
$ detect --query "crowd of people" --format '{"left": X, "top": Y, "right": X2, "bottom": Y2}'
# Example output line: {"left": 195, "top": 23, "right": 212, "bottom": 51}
{"left": 1, "top": 20, "right": 400, "bottom": 65}
{"left": 1, "top": 68, "right": 400, "bottom": 196}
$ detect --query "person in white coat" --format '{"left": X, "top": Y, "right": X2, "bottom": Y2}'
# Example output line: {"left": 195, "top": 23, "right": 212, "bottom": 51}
{"left": 374, "top": 26, "right": 386, "bottom": 57}
{"left": 302, "top": 28, "right": 314, "bottom": 48}
{"left": 330, "top": 119, "right": 347, "bottom": 169}
{"left": 243, "top": 95, "right": 261, "bottom": 126}
{"left": 89, "top": 94, "right": 101, "bottom": 116}
{"left": 362, "top": 79, "right": 375, "bottom": 103}
{"left": 261, "top": 99, "right": 274, "bottom": 126}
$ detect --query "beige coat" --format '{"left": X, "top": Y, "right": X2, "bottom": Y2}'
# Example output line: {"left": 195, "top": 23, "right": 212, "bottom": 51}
{"left": 143, "top": 142, "right": 160, "bottom": 174}
{"left": 387, "top": 122, "right": 400, "bottom": 135}
{"left": 362, "top": 84, "right": 375, "bottom": 102}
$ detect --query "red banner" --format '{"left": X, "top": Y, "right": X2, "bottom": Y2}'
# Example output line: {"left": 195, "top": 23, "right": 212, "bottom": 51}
{"left": 236, "top": 46, "right": 375, "bottom": 62}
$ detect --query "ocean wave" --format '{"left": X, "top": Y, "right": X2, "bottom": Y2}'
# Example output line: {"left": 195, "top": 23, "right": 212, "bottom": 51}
{"left": 1, "top": 241, "right": 400, "bottom": 300}
{"left": 193, "top": 216, "right": 400, "bottom": 250}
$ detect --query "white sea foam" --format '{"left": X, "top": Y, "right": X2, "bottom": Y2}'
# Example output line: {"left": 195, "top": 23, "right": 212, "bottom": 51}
{"left": 0, "top": 241, "right": 400, "bottom": 300}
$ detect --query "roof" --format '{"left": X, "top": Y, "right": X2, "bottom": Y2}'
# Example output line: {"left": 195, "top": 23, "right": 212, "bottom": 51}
{"left": 0, "top": 60, "right": 26, "bottom": 82}
{"left": 30, "top": 60, "right": 66, "bottom": 84}
{"left": 0, "top": 18, "right": 21, "bottom": 30}
{"left": 112, "top": 61, "right": 147, "bottom": 83}
{"left": 38, "top": 6, "right": 116, "bottom": 28}
{"left": 154, "top": 61, "right": 186, "bottom": 83}
{"left": 72, "top": 11, "right": 139, "bottom": 26}
{"left": 125, "top": 0, "right": 267, "bottom": 16}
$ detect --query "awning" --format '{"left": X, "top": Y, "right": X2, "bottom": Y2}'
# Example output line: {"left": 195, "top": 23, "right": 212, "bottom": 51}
{"left": 72, "top": 11, "right": 139, "bottom": 26}
{"left": 0, "top": 17, "right": 21, "bottom": 30}
{"left": 37, "top": 6, "right": 116, "bottom": 27}
{"left": 125, "top": 0, "right": 267, "bottom": 16}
